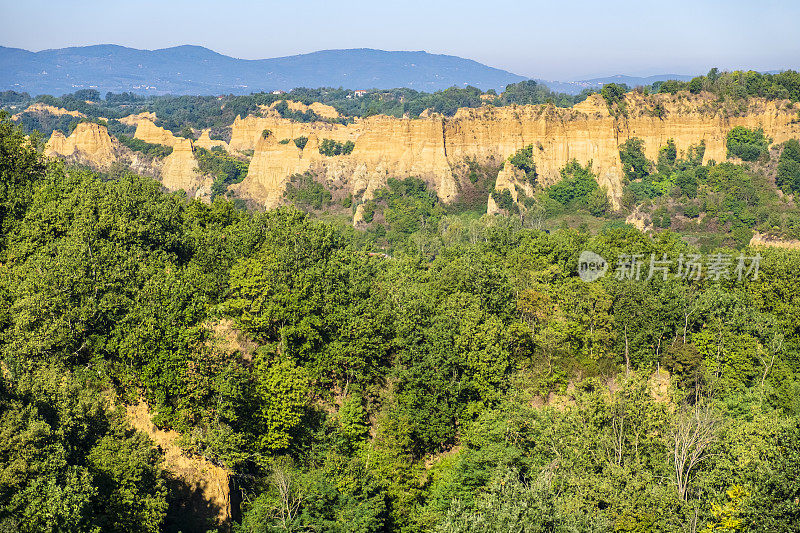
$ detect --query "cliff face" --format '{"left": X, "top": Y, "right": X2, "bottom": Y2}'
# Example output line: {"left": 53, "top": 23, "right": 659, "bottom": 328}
{"left": 44, "top": 118, "right": 211, "bottom": 199}
{"left": 118, "top": 111, "right": 157, "bottom": 126}
{"left": 160, "top": 138, "right": 211, "bottom": 199}
{"left": 13, "top": 103, "right": 86, "bottom": 120}
{"left": 134, "top": 118, "right": 183, "bottom": 147}
{"left": 229, "top": 114, "right": 457, "bottom": 208}
{"left": 131, "top": 118, "right": 211, "bottom": 199}
{"left": 194, "top": 130, "right": 229, "bottom": 151}
{"left": 229, "top": 93, "right": 800, "bottom": 212}
{"left": 45, "top": 122, "right": 117, "bottom": 168}
{"left": 43, "top": 93, "right": 800, "bottom": 217}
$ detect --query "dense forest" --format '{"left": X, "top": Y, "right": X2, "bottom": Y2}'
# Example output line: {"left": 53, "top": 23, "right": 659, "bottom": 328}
{"left": 2, "top": 89, "right": 800, "bottom": 533}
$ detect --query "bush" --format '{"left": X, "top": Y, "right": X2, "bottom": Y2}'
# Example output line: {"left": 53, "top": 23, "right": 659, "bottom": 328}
{"left": 726, "top": 126, "right": 769, "bottom": 161}
{"left": 319, "top": 138, "right": 354, "bottom": 156}
{"left": 117, "top": 135, "right": 173, "bottom": 159}
{"left": 657, "top": 139, "right": 677, "bottom": 174}
{"left": 178, "top": 126, "right": 196, "bottom": 140}
{"left": 273, "top": 100, "right": 321, "bottom": 122}
{"left": 776, "top": 139, "right": 800, "bottom": 194}
{"left": 283, "top": 172, "right": 332, "bottom": 210}
{"left": 294, "top": 136, "right": 308, "bottom": 150}
{"left": 499, "top": 80, "right": 586, "bottom": 107}
{"left": 491, "top": 189, "right": 516, "bottom": 213}
{"left": 601, "top": 83, "right": 627, "bottom": 106}
{"left": 547, "top": 160, "right": 598, "bottom": 208}
{"left": 658, "top": 80, "right": 688, "bottom": 94}
{"left": 508, "top": 145, "right": 536, "bottom": 184}
{"left": 588, "top": 188, "right": 610, "bottom": 216}
{"left": 195, "top": 147, "right": 249, "bottom": 198}
{"left": 372, "top": 177, "right": 444, "bottom": 237}
{"left": 619, "top": 137, "right": 652, "bottom": 181}
{"left": 652, "top": 207, "right": 671, "bottom": 228}
{"left": 361, "top": 200, "right": 376, "bottom": 223}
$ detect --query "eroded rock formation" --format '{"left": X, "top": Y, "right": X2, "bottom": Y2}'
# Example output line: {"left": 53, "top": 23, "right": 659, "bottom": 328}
{"left": 160, "top": 138, "right": 211, "bottom": 199}
{"left": 229, "top": 93, "right": 800, "bottom": 212}
{"left": 43, "top": 93, "right": 800, "bottom": 218}
{"left": 45, "top": 121, "right": 117, "bottom": 168}
{"left": 13, "top": 102, "right": 86, "bottom": 120}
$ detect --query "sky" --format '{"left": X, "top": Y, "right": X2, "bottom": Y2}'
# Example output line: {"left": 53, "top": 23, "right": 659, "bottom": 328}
{"left": 2, "top": 0, "right": 798, "bottom": 81}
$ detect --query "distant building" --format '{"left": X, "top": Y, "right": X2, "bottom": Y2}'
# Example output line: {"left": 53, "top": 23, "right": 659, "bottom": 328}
{"left": 354, "top": 90, "right": 368, "bottom": 97}
{"left": 272, "top": 90, "right": 286, "bottom": 95}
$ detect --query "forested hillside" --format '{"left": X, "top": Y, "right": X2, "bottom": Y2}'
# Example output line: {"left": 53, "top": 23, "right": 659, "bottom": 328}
{"left": 0, "top": 46, "right": 527, "bottom": 95}
{"left": 2, "top": 107, "right": 800, "bottom": 532}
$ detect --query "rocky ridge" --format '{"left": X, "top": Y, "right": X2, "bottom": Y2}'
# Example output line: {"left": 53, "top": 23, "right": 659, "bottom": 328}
{"left": 44, "top": 92, "right": 800, "bottom": 220}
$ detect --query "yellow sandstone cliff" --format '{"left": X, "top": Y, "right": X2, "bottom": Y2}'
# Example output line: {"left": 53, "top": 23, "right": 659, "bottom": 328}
{"left": 13, "top": 102, "right": 86, "bottom": 120}
{"left": 43, "top": 93, "right": 800, "bottom": 217}
{"left": 160, "top": 138, "right": 212, "bottom": 199}
{"left": 45, "top": 117, "right": 211, "bottom": 200}
{"left": 131, "top": 118, "right": 212, "bottom": 199}
{"left": 133, "top": 118, "right": 183, "bottom": 147}
{"left": 118, "top": 111, "right": 158, "bottom": 127}
{"left": 230, "top": 92, "right": 800, "bottom": 212}
{"left": 45, "top": 121, "right": 117, "bottom": 169}
{"left": 229, "top": 113, "right": 457, "bottom": 208}
{"left": 194, "top": 130, "right": 229, "bottom": 151}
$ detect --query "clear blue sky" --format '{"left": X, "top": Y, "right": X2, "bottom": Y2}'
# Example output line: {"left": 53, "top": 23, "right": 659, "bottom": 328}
{"left": 2, "top": 0, "right": 797, "bottom": 80}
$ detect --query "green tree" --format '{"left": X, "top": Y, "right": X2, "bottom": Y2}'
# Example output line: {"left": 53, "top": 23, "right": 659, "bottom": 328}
{"left": 776, "top": 139, "right": 800, "bottom": 194}
{"left": 619, "top": 138, "right": 652, "bottom": 181}
{"left": 254, "top": 356, "right": 311, "bottom": 451}
{"left": 726, "top": 126, "right": 769, "bottom": 161}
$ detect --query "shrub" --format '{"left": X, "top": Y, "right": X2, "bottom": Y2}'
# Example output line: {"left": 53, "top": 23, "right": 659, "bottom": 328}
{"left": 361, "top": 200, "right": 376, "bottom": 223}
{"left": 547, "top": 160, "right": 598, "bottom": 208}
{"left": 283, "top": 172, "right": 332, "bottom": 209}
{"left": 726, "top": 126, "right": 769, "bottom": 161}
{"left": 588, "top": 188, "right": 610, "bottom": 216}
{"left": 658, "top": 80, "right": 688, "bottom": 94}
{"left": 117, "top": 135, "right": 173, "bottom": 158}
{"left": 601, "top": 83, "right": 627, "bottom": 106}
{"left": 179, "top": 126, "right": 196, "bottom": 140}
{"left": 294, "top": 136, "right": 308, "bottom": 150}
{"left": 319, "top": 138, "right": 354, "bottom": 156}
{"left": 508, "top": 145, "right": 537, "bottom": 184}
{"left": 195, "top": 147, "right": 249, "bottom": 198}
{"left": 776, "top": 139, "right": 800, "bottom": 194}
{"left": 491, "top": 189, "right": 517, "bottom": 213}
{"left": 657, "top": 139, "right": 677, "bottom": 174}
{"left": 688, "top": 77, "right": 704, "bottom": 94}
{"left": 619, "top": 137, "right": 652, "bottom": 181}
{"left": 652, "top": 207, "right": 671, "bottom": 228}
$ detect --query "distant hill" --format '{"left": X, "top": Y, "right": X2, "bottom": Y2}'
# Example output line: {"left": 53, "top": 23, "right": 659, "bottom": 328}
{"left": 0, "top": 45, "right": 528, "bottom": 96}
{"left": 539, "top": 74, "right": 696, "bottom": 95}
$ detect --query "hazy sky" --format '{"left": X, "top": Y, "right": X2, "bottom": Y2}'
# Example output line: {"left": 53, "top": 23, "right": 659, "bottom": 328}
{"left": 2, "top": 0, "right": 798, "bottom": 80}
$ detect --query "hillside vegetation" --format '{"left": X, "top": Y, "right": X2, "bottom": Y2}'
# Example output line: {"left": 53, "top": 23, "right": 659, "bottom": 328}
{"left": 2, "top": 112, "right": 800, "bottom": 531}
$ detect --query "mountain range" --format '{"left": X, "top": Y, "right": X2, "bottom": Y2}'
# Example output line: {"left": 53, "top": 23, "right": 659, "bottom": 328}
{"left": 0, "top": 45, "right": 529, "bottom": 95}
{"left": 0, "top": 44, "right": 699, "bottom": 96}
